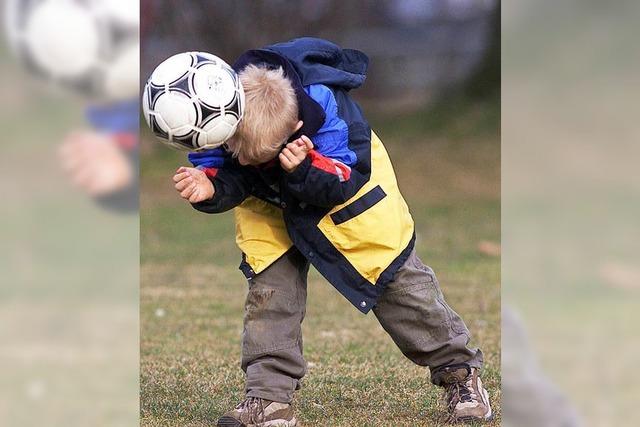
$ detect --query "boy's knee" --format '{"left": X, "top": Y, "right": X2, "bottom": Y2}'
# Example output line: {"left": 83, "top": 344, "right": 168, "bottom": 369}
{"left": 243, "top": 287, "right": 304, "bottom": 357}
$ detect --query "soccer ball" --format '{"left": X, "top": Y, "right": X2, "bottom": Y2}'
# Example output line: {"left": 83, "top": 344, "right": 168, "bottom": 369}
{"left": 142, "top": 52, "right": 244, "bottom": 151}
{"left": 4, "top": 0, "right": 139, "bottom": 100}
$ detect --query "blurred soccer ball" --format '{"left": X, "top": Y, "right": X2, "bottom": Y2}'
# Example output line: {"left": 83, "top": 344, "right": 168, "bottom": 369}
{"left": 5, "top": 0, "right": 139, "bottom": 100}
{"left": 142, "top": 52, "right": 244, "bottom": 151}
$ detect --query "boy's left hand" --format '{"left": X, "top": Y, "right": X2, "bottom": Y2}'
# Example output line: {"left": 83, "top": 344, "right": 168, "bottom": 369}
{"left": 279, "top": 135, "right": 313, "bottom": 173}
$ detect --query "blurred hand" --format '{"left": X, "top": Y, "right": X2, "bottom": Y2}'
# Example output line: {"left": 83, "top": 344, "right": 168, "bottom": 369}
{"left": 59, "top": 131, "right": 133, "bottom": 196}
{"left": 279, "top": 135, "right": 313, "bottom": 172}
{"left": 172, "top": 166, "right": 214, "bottom": 203}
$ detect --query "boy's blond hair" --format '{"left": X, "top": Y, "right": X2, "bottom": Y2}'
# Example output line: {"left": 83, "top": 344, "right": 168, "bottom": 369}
{"left": 230, "top": 64, "right": 299, "bottom": 164}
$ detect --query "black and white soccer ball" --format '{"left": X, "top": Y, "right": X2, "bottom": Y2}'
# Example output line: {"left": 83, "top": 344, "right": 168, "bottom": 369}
{"left": 142, "top": 52, "right": 245, "bottom": 151}
{"left": 4, "top": 0, "right": 139, "bottom": 100}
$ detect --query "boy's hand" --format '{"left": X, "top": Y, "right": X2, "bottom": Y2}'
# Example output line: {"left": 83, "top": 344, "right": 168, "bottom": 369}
{"left": 59, "top": 131, "right": 133, "bottom": 196}
{"left": 173, "top": 166, "right": 215, "bottom": 203}
{"left": 279, "top": 135, "right": 314, "bottom": 173}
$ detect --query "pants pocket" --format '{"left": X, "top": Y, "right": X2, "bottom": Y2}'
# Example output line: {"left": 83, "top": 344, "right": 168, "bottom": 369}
{"left": 375, "top": 265, "right": 471, "bottom": 352}
{"left": 374, "top": 283, "right": 455, "bottom": 350}
{"left": 402, "top": 253, "right": 469, "bottom": 337}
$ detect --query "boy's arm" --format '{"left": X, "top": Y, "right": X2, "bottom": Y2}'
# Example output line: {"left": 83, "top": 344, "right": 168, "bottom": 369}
{"left": 190, "top": 166, "right": 252, "bottom": 213}
{"left": 282, "top": 85, "right": 371, "bottom": 207}
{"left": 186, "top": 148, "right": 253, "bottom": 213}
{"left": 282, "top": 138, "right": 368, "bottom": 208}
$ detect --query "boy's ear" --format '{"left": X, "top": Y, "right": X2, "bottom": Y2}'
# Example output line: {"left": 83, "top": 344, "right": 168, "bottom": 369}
{"left": 288, "top": 120, "right": 305, "bottom": 143}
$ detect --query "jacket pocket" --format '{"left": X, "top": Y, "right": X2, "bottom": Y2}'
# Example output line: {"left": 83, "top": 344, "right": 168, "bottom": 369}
{"left": 330, "top": 185, "right": 387, "bottom": 225}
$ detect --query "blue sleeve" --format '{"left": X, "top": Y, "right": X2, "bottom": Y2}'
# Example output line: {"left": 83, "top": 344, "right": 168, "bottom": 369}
{"left": 85, "top": 99, "right": 140, "bottom": 133}
{"left": 303, "top": 84, "right": 356, "bottom": 166}
{"left": 188, "top": 147, "right": 232, "bottom": 168}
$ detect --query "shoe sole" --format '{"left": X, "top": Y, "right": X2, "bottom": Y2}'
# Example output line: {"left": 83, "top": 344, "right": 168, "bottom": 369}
{"left": 480, "top": 385, "right": 493, "bottom": 421}
{"left": 456, "top": 415, "right": 493, "bottom": 423}
{"left": 217, "top": 416, "right": 297, "bottom": 427}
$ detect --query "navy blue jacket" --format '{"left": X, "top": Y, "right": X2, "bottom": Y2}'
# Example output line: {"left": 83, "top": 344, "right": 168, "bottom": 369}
{"left": 190, "top": 38, "right": 415, "bottom": 313}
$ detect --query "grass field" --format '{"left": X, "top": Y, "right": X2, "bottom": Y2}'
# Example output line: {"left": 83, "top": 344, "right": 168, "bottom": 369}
{"left": 140, "top": 99, "right": 501, "bottom": 426}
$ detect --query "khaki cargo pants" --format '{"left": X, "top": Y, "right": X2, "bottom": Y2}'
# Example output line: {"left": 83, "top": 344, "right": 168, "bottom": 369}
{"left": 241, "top": 247, "right": 483, "bottom": 403}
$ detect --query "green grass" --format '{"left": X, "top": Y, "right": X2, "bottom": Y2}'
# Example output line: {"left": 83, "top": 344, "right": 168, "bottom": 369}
{"left": 140, "top": 102, "right": 500, "bottom": 426}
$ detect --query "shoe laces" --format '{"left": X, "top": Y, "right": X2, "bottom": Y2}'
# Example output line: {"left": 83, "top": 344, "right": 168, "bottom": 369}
{"left": 236, "top": 397, "right": 267, "bottom": 423}
{"left": 445, "top": 374, "right": 477, "bottom": 409}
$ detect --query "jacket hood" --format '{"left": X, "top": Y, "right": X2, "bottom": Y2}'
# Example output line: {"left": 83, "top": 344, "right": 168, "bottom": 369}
{"left": 233, "top": 38, "right": 369, "bottom": 141}
{"left": 264, "top": 37, "right": 369, "bottom": 90}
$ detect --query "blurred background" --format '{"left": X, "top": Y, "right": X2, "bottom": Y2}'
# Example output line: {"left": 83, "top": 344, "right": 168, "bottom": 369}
{"left": 141, "top": 1, "right": 500, "bottom": 426}
{"left": 1, "top": 0, "right": 139, "bottom": 425}
{"left": 503, "top": 0, "right": 640, "bottom": 426}
{"left": 141, "top": 0, "right": 498, "bottom": 110}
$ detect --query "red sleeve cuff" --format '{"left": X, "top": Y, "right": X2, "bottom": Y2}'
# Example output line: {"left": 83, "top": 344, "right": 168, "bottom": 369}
{"left": 196, "top": 166, "right": 219, "bottom": 178}
{"left": 308, "top": 150, "right": 351, "bottom": 182}
{"left": 113, "top": 133, "right": 137, "bottom": 151}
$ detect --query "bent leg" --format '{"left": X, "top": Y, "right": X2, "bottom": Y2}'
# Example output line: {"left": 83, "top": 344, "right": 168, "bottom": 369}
{"left": 372, "top": 249, "right": 483, "bottom": 385}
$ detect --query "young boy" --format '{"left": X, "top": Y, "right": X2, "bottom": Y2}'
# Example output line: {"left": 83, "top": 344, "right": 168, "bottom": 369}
{"left": 173, "top": 38, "right": 492, "bottom": 426}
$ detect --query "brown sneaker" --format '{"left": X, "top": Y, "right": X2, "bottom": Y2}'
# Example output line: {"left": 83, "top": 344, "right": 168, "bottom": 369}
{"left": 441, "top": 366, "right": 492, "bottom": 423}
{"left": 216, "top": 397, "right": 297, "bottom": 427}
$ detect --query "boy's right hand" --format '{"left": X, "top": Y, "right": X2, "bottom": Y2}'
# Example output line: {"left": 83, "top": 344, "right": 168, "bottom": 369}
{"left": 280, "top": 135, "right": 314, "bottom": 173}
{"left": 173, "top": 166, "right": 215, "bottom": 203}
